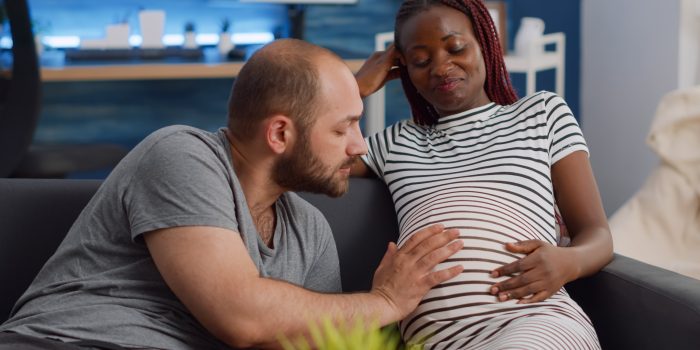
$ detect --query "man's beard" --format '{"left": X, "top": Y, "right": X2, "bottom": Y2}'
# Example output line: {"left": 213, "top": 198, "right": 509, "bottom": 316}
{"left": 272, "top": 137, "right": 355, "bottom": 198}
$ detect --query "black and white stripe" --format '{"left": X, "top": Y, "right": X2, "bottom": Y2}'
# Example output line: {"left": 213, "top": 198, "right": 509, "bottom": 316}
{"left": 363, "top": 92, "right": 598, "bottom": 349}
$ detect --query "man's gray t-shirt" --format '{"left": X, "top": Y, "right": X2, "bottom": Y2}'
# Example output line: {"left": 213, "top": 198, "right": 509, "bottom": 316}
{"left": 0, "top": 126, "right": 341, "bottom": 349}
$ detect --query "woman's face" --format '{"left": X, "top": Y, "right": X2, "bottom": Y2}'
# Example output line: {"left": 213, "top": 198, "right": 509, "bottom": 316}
{"left": 398, "top": 5, "right": 491, "bottom": 116}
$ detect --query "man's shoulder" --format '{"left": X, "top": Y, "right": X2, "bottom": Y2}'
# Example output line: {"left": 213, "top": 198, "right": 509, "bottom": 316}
{"left": 110, "top": 125, "right": 231, "bottom": 192}
{"left": 131, "top": 125, "right": 226, "bottom": 163}
{"left": 142, "top": 125, "right": 218, "bottom": 147}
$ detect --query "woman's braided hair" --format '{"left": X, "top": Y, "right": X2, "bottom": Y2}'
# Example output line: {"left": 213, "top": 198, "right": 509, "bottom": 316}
{"left": 394, "top": 0, "right": 518, "bottom": 125}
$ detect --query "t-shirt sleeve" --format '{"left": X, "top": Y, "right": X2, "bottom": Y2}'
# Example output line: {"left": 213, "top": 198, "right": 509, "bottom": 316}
{"left": 303, "top": 217, "right": 342, "bottom": 293}
{"left": 123, "top": 131, "right": 238, "bottom": 241}
{"left": 545, "top": 92, "right": 589, "bottom": 165}
{"left": 361, "top": 124, "right": 398, "bottom": 178}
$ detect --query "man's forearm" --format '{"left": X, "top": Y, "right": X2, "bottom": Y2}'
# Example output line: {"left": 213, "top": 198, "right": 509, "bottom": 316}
{"left": 219, "top": 277, "right": 394, "bottom": 349}
{"left": 146, "top": 225, "right": 462, "bottom": 349}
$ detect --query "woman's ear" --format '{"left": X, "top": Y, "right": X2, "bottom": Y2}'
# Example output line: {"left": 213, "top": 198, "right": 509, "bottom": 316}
{"left": 397, "top": 53, "right": 406, "bottom": 66}
{"left": 265, "top": 115, "right": 294, "bottom": 155}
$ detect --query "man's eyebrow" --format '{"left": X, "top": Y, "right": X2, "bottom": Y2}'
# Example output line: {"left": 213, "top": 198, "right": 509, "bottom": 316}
{"left": 337, "top": 115, "right": 362, "bottom": 125}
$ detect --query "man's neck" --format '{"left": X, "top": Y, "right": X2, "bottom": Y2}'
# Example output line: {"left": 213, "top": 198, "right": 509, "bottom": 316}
{"left": 226, "top": 131, "right": 283, "bottom": 246}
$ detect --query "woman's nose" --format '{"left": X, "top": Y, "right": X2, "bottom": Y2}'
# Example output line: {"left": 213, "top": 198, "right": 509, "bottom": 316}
{"left": 431, "top": 56, "right": 454, "bottom": 78}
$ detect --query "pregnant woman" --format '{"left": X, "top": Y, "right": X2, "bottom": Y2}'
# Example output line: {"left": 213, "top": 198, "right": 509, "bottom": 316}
{"left": 352, "top": 1, "right": 612, "bottom": 348}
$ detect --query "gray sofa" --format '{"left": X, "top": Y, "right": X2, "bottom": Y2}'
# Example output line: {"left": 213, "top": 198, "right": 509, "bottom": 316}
{"left": 1, "top": 177, "right": 699, "bottom": 349}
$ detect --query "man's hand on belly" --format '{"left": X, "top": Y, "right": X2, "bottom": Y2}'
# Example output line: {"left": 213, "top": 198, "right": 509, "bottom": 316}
{"left": 487, "top": 240, "right": 578, "bottom": 304}
{"left": 370, "top": 224, "right": 464, "bottom": 320}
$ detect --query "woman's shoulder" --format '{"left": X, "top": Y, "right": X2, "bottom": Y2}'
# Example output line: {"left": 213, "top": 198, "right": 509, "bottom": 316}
{"left": 500, "top": 91, "right": 568, "bottom": 115}
{"left": 510, "top": 90, "right": 564, "bottom": 106}
{"left": 370, "top": 118, "right": 420, "bottom": 139}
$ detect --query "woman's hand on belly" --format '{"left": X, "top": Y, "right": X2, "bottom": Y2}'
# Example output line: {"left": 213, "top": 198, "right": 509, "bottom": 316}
{"left": 487, "top": 240, "right": 578, "bottom": 304}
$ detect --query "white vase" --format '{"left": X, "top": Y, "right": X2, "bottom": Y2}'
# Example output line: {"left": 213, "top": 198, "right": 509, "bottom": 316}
{"left": 218, "top": 32, "right": 234, "bottom": 56}
{"left": 105, "top": 23, "right": 130, "bottom": 49}
{"left": 183, "top": 32, "right": 197, "bottom": 49}
{"left": 34, "top": 35, "right": 43, "bottom": 56}
{"left": 514, "top": 17, "right": 545, "bottom": 57}
{"left": 139, "top": 10, "right": 166, "bottom": 49}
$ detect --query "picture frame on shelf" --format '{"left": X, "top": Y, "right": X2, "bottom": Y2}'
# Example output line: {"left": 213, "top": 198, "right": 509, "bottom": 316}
{"left": 485, "top": 1, "right": 508, "bottom": 52}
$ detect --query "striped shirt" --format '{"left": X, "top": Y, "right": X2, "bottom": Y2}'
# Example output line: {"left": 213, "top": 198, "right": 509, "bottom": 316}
{"left": 363, "top": 92, "right": 600, "bottom": 349}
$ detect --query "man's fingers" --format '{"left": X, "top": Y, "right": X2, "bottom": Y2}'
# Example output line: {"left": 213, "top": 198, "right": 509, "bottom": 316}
{"left": 400, "top": 224, "right": 446, "bottom": 251}
{"left": 405, "top": 229, "right": 460, "bottom": 264}
{"left": 377, "top": 242, "right": 398, "bottom": 267}
{"left": 426, "top": 264, "right": 463, "bottom": 287}
{"left": 416, "top": 239, "right": 463, "bottom": 270}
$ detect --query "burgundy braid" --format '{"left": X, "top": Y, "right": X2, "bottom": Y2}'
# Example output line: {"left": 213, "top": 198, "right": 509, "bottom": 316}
{"left": 395, "top": 0, "right": 518, "bottom": 126}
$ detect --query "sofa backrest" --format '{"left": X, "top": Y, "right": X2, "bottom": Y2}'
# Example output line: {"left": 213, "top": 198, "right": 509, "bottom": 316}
{"left": 0, "top": 177, "right": 397, "bottom": 321}
{"left": 0, "top": 179, "right": 102, "bottom": 320}
{"left": 299, "top": 178, "right": 399, "bottom": 292}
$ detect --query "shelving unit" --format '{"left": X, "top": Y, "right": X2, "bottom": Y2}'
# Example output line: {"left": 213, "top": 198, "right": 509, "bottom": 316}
{"left": 504, "top": 32, "right": 565, "bottom": 98}
{"left": 29, "top": 57, "right": 366, "bottom": 82}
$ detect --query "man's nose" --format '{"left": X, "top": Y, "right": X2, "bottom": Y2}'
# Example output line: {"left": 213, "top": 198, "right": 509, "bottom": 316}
{"left": 348, "top": 123, "right": 368, "bottom": 156}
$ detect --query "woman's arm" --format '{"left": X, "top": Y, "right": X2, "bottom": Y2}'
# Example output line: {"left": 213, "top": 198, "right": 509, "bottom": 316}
{"left": 489, "top": 151, "right": 613, "bottom": 303}
{"left": 551, "top": 151, "right": 613, "bottom": 277}
{"left": 350, "top": 157, "right": 373, "bottom": 177}
{"left": 352, "top": 45, "right": 401, "bottom": 177}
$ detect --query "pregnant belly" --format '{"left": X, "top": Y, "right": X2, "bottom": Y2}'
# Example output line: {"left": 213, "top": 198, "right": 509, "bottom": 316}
{"left": 398, "top": 216, "right": 535, "bottom": 316}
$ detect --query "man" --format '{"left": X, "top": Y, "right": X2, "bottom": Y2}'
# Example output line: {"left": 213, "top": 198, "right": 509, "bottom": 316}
{"left": 0, "top": 39, "right": 463, "bottom": 349}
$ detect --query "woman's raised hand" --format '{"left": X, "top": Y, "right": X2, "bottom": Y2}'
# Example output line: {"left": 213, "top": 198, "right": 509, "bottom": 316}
{"left": 355, "top": 44, "right": 401, "bottom": 98}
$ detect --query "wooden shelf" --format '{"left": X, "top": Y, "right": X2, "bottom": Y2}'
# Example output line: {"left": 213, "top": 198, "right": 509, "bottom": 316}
{"left": 38, "top": 59, "right": 366, "bottom": 82}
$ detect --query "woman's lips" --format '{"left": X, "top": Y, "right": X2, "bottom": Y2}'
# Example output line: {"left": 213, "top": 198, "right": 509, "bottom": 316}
{"left": 435, "top": 78, "right": 462, "bottom": 93}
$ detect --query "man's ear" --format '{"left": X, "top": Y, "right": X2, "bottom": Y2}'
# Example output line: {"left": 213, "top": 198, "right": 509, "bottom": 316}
{"left": 265, "top": 115, "right": 294, "bottom": 155}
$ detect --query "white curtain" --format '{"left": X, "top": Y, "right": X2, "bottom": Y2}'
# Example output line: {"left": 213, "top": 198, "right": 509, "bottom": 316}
{"left": 610, "top": 85, "right": 700, "bottom": 280}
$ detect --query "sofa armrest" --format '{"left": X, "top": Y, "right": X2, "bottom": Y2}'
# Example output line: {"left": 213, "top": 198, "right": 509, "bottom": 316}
{"left": 567, "top": 254, "right": 700, "bottom": 349}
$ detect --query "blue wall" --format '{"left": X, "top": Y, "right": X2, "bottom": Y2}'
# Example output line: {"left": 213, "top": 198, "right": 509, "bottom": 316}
{"left": 27, "top": 0, "right": 290, "bottom": 39}
{"left": 505, "top": 0, "right": 581, "bottom": 121}
{"left": 25, "top": 0, "right": 581, "bottom": 178}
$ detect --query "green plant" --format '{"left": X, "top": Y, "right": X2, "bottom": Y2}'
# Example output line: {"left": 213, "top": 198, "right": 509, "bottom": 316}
{"left": 279, "top": 318, "right": 423, "bottom": 350}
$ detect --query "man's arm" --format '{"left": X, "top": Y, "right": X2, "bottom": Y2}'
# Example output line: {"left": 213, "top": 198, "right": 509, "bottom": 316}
{"left": 145, "top": 224, "right": 462, "bottom": 349}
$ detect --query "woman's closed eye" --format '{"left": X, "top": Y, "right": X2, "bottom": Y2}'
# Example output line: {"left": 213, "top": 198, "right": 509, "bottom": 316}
{"left": 411, "top": 56, "right": 430, "bottom": 68}
{"left": 449, "top": 46, "right": 465, "bottom": 54}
